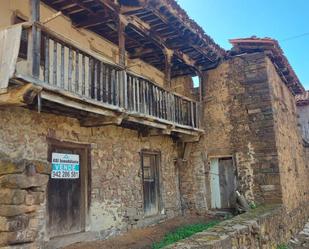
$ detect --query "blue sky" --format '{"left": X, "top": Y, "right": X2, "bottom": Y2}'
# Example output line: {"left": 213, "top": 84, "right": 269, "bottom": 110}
{"left": 177, "top": 0, "right": 309, "bottom": 89}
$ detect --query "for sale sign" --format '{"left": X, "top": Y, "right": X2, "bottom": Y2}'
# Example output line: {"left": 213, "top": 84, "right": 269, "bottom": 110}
{"left": 51, "top": 153, "right": 80, "bottom": 179}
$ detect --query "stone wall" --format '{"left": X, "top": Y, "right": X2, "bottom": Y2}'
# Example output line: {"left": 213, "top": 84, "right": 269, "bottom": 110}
{"left": 0, "top": 107, "right": 180, "bottom": 246}
{"left": 178, "top": 142, "right": 208, "bottom": 214}
{"left": 267, "top": 58, "right": 309, "bottom": 211}
{"left": 166, "top": 203, "right": 309, "bottom": 249}
{"left": 180, "top": 52, "right": 309, "bottom": 214}
{"left": 0, "top": 152, "right": 50, "bottom": 248}
{"left": 182, "top": 53, "right": 282, "bottom": 210}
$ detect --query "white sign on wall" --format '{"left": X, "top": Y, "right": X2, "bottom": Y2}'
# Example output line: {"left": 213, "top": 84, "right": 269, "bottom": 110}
{"left": 51, "top": 153, "right": 80, "bottom": 179}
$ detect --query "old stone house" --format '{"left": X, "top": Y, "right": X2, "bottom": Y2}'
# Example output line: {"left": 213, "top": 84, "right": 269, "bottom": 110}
{"left": 0, "top": 0, "right": 308, "bottom": 248}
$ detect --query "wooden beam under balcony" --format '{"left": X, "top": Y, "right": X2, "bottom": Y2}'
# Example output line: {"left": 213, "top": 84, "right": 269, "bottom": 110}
{"left": 0, "top": 84, "right": 41, "bottom": 107}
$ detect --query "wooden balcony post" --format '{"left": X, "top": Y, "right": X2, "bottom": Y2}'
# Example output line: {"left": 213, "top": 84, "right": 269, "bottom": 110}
{"left": 118, "top": 15, "right": 128, "bottom": 108}
{"left": 28, "top": 0, "right": 41, "bottom": 78}
{"left": 164, "top": 48, "right": 173, "bottom": 88}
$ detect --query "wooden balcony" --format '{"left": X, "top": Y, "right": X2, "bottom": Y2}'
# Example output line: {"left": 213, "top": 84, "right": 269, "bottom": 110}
{"left": 0, "top": 23, "right": 202, "bottom": 138}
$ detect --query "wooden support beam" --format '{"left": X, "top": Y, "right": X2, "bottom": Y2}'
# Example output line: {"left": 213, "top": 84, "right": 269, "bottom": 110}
{"left": 177, "top": 134, "right": 201, "bottom": 143}
{"left": 120, "top": 14, "right": 201, "bottom": 73}
{"left": 164, "top": 48, "right": 173, "bottom": 88}
{"left": 40, "top": 90, "right": 118, "bottom": 117}
{"left": 80, "top": 115, "right": 123, "bottom": 127}
{"left": 0, "top": 84, "right": 42, "bottom": 106}
{"left": 118, "top": 15, "right": 127, "bottom": 66}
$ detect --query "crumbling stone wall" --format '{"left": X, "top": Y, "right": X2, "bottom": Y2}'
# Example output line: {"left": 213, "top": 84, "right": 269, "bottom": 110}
{"left": 178, "top": 53, "right": 283, "bottom": 213}
{"left": 166, "top": 203, "right": 309, "bottom": 249}
{"left": 0, "top": 152, "right": 50, "bottom": 248}
{"left": 0, "top": 107, "right": 180, "bottom": 246}
{"left": 267, "top": 58, "right": 309, "bottom": 211}
{"left": 186, "top": 52, "right": 308, "bottom": 212}
{"left": 199, "top": 53, "right": 281, "bottom": 206}
{"left": 178, "top": 142, "right": 208, "bottom": 214}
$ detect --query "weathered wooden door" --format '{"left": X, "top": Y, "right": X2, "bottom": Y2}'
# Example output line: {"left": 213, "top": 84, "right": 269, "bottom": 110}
{"left": 142, "top": 152, "right": 160, "bottom": 216}
{"left": 47, "top": 142, "right": 88, "bottom": 238}
{"left": 210, "top": 157, "right": 236, "bottom": 209}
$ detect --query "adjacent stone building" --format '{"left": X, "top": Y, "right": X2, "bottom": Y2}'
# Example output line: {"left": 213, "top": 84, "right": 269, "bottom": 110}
{"left": 0, "top": 1, "right": 308, "bottom": 248}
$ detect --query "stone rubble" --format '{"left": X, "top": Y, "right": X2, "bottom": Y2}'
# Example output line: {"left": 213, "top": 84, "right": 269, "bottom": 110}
{"left": 289, "top": 220, "right": 309, "bottom": 248}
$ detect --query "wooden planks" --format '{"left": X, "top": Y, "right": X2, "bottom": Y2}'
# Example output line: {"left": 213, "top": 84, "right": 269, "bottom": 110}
{"left": 125, "top": 73, "right": 199, "bottom": 128}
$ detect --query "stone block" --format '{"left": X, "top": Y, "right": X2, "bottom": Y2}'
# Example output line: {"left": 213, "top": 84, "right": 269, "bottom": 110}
{"left": 0, "top": 215, "right": 29, "bottom": 232}
{"left": 25, "top": 192, "right": 45, "bottom": 205}
{"left": 0, "top": 205, "right": 37, "bottom": 217}
{"left": 0, "top": 229, "right": 36, "bottom": 246}
{"left": 0, "top": 189, "right": 27, "bottom": 205}
{"left": 0, "top": 158, "right": 26, "bottom": 176}
{"left": 33, "top": 161, "right": 51, "bottom": 175}
{"left": 0, "top": 174, "right": 49, "bottom": 189}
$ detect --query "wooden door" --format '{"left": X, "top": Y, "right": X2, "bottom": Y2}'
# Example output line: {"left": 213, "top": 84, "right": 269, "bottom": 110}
{"left": 47, "top": 142, "right": 88, "bottom": 238}
{"left": 210, "top": 157, "right": 236, "bottom": 209}
{"left": 142, "top": 152, "right": 160, "bottom": 216}
{"left": 218, "top": 158, "right": 236, "bottom": 209}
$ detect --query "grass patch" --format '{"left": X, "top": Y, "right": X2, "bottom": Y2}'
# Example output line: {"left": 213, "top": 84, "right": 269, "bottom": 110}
{"left": 277, "top": 244, "right": 289, "bottom": 249}
{"left": 152, "top": 220, "right": 220, "bottom": 249}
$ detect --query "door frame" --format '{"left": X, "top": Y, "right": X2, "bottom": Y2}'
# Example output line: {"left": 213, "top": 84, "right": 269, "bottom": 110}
{"left": 46, "top": 138, "right": 91, "bottom": 238}
{"left": 140, "top": 149, "right": 162, "bottom": 217}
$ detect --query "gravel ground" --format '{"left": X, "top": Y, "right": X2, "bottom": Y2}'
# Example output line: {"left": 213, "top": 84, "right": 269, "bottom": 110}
{"left": 63, "top": 214, "right": 218, "bottom": 249}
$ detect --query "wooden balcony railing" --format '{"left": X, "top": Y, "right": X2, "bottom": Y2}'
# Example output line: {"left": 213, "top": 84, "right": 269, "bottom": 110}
{"left": 16, "top": 23, "right": 200, "bottom": 130}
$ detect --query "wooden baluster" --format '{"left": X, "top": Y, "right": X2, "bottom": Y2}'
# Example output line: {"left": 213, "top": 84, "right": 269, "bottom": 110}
{"left": 68, "top": 47, "right": 73, "bottom": 91}
{"left": 136, "top": 78, "right": 140, "bottom": 112}
{"left": 152, "top": 86, "right": 156, "bottom": 117}
{"left": 88, "top": 57, "right": 92, "bottom": 98}
{"left": 164, "top": 92, "right": 170, "bottom": 120}
{"left": 94, "top": 60, "right": 98, "bottom": 100}
{"left": 82, "top": 54, "right": 85, "bottom": 96}
{"left": 53, "top": 40, "right": 57, "bottom": 86}
{"left": 124, "top": 72, "right": 128, "bottom": 109}
{"left": 176, "top": 97, "right": 179, "bottom": 123}
{"left": 142, "top": 80, "right": 146, "bottom": 114}
{"left": 99, "top": 62, "right": 104, "bottom": 101}
{"left": 60, "top": 44, "right": 64, "bottom": 88}
{"left": 111, "top": 68, "right": 114, "bottom": 105}
{"left": 127, "top": 75, "right": 131, "bottom": 110}
{"left": 116, "top": 70, "right": 124, "bottom": 107}
{"left": 148, "top": 83, "right": 152, "bottom": 116}
{"left": 75, "top": 51, "right": 79, "bottom": 94}
{"left": 145, "top": 82, "right": 149, "bottom": 115}
{"left": 107, "top": 66, "right": 111, "bottom": 104}
{"left": 156, "top": 87, "right": 159, "bottom": 118}
{"left": 44, "top": 35, "right": 49, "bottom": 83}
{"left": 132, "top": 77, "right": 136, "bottom": 111}
{"left": 164, "top": 91, "right": 167, "bottom": 120}
{"left": 115, "top": 70, "right": 119, "bottom": 106}
{"left": 154, "top": 86, "right": 160, "bottom": 117}
{"left": 159, "top": 89, "right": 162, "bottom": 119}
{"left": 103, "top": 64, "right": 107, "bottom": 103}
